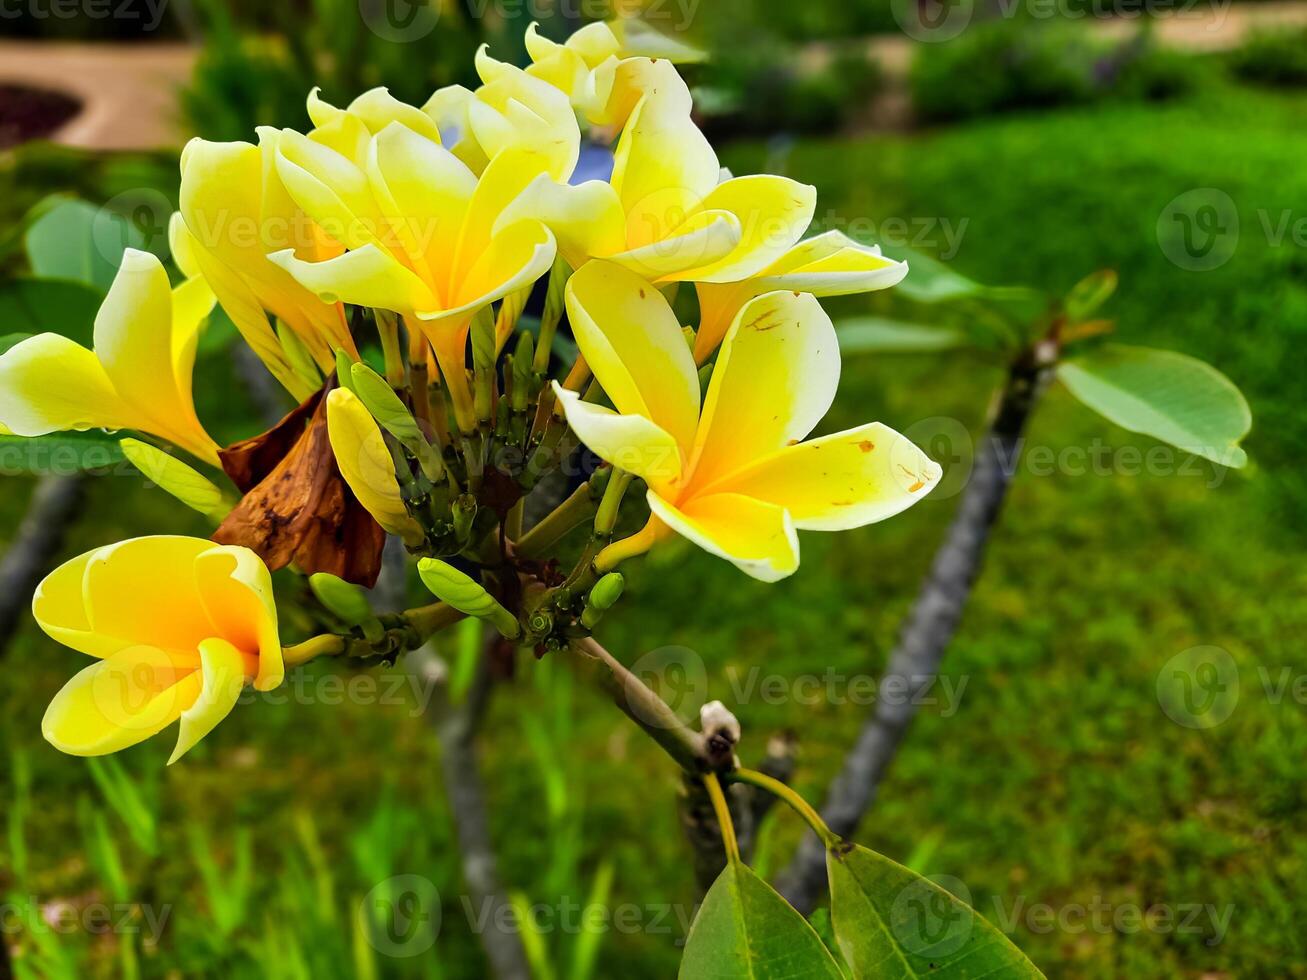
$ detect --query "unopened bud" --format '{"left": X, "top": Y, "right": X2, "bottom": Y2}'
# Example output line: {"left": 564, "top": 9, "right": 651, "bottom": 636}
{"left": 417, "top": 559, "right": 520, "bottom": 639}
{"left": 120, "top": 438, "right": 233, "bottom": 522}
{"left": 309, "top": 572, "right": 384, "bottom": 642}
{"left": 580, "top": 573, "right": 625, "bottom": 629}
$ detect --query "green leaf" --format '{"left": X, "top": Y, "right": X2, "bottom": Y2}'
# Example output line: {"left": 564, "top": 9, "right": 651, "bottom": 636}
{"left": 25, "top": 197, "right": 145, "bottom": 291}
{"left": 119, "top": 438, "right": 232, "bottom": 520}
{"left": 838, "top": 317, "right": 969, "bottom": 354}
{"left": 0, "top": 277, "right": 102, "bottom": 346}
{"left": 0, "top": 431, "right": 124, "bottom": 475}
{"left": 880, "top": 245, "right": 990, "bottom": 304}
{"left": 1057, "top": 344, "right": 1251, "bottom": 468}
{"left": 827, "top": 843, "right": 1044, "bottom": 979}
{"left": 1064, "top": 269, "right": 1117, "bottom": 322}
{"left": 679, "top": 861, "right": 845, "bottom": 979}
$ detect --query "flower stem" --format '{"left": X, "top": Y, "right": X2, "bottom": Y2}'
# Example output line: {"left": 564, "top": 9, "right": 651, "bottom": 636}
{"left": 282, "top": 633, "right": 345, "bottom": 667}
{"left": 730, "top": 768, "right": 839, "bottom": 848}
{"left": 516, "top": 481, "right": 596, "bottom": 557}
{"left": 703, "top": 772, "right": 740, "bottom": 864}
{"left": 594, "top": 519, "right": 659, "bottom": 573}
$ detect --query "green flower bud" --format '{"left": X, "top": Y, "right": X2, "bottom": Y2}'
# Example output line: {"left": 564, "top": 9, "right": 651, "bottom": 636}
{"left": 120, "top": 438, "right": 233, "bottom": 523}
{"left": 581, "top": 572, "right": 625, "bottom": 629}
{"left": 417, "top": 559, "right": 520, "bottom": 638}
{"left": 309, "top": 572, "right": 384, "bottom": 642}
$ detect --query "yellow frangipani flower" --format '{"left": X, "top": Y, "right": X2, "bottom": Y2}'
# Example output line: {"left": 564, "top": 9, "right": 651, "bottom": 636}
{"left": 553, "top": 261, "right": 942, "bottom": 581}
{"left": 693, "top": 232, "right": 909, "bottom": 362}
{"left": 421, "top": 46, "right": 581, "bottom": 181}
{"left": 325, "top": 387, "right": 426, "bottom": 547}
{"left": 175, "top": 132, "right": 355, "bottom": 401}
{"left": 502, "top": 78, "right": 816, "bottom": 286}
{"left": 35, "top": 536, "right": 283, "bottom": 763}
{"left": 521, "top": 20, "right": 704, "bottom": 117}
{"left": 268, "top": 111, "right": 557, "bottom": 430}
{"left": 0, "top": 249, "right": 221, "bottom": 465}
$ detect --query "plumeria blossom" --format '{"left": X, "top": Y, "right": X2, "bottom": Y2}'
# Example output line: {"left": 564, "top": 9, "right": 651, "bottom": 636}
{"left": 502, "top": 71, "right": 816, "bottom": 285}
{"left": 266, "top": 104, "right": 558, "bottom": 429}
{"left": 553, "top": 261, "right": 942, "bottom": 581}
{"left": 35, "top": 536, "right": 283, "bottom": 763}
{"left": 422, "top": 47, "right": 581, "bottom": 180}
{"left": 326, "top": 387, "right": 426, "bottom": 547}
{"left": 174, "top": 132, "right": 354, "bottom": 401}
{"left": 522, "top": 20, "right": 704, "bottom": 119}
{"left": 692, "top": 232, "right": 909, "bottom": 362}
{"left": 0, "top": 249, "right": 221, "bottom": 464}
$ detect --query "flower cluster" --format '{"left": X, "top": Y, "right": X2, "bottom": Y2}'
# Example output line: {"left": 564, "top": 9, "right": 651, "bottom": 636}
{"left": 0, "top": 18, "right": 940, "bottom": 762}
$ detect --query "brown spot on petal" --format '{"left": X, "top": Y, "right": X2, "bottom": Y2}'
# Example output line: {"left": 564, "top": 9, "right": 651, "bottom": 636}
{"left": 858, "top": 440, "right": 876, "bottom": 453}
{"left": 214, "top": 376, "right": 386, "bottom": 586}
{"left": 898, "top": 463, "right": 926, "bottom": 493}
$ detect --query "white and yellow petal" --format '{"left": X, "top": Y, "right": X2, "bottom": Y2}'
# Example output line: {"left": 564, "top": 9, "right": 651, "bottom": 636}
{"left": 553, "top": 386, "right": 684, "bottom": 492}
{"left": 169, "top": 637, "right": 248, "bottom": 764}
{"left": 674, "top": 175, "right": 817, "bottom": 284}
{"left": 689, "top": 291, "right": 840, "bottom": 490}
{"left": 42, "top": 646, "right": 203, "bottom": 757}
{"left": 647, "top": 491, "right": 799, "bottom": 582}
{"left": 701, "top": 422, "right": 942, "bottom": 531}
{"left": 564, "top": 260, "right": 700, "bottom": 453}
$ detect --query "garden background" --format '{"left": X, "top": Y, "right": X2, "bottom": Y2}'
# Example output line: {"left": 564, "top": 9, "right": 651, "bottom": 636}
{"left": 1, "top": 0, "right": 1305, "bottom": 976}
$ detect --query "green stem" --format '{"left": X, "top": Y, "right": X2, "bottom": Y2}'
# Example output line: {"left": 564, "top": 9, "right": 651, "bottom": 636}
{"left": 704, "top": 773, "right": 741, "bottom": 864}
{"left": 282, "top": 633, "right": 345, "bottom": 667}
{"left": 593, "top": 469, "right": 633, "bottom": 537}
{"left": 515, "top": 481, "right": 597, "bottom": 556}
{"left": 375, "top": 309, "right": 405, "bottom": 387}
{"left": 730, "top": 768, "right": 840, "bottom": 848}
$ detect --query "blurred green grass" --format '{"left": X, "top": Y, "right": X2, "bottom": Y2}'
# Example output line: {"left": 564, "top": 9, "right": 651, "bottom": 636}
{"left": 3, "top": 80, "right": 1306, "bottom": 978}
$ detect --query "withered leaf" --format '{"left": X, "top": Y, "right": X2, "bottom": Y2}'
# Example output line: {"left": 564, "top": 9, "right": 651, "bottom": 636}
{"left": 213, "top": 378, "right": 386, "bottom": 586}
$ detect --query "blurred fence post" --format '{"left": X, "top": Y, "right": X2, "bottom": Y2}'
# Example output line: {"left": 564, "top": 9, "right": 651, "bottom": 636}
{"left": 777, "top": 349, "right": 1053, "bottom": 913}
{"left": 0, "top": 475, "right": 84, "bottom": 657}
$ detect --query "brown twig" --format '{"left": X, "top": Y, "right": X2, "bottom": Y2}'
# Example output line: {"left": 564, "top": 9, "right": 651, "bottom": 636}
{"left": 0, "top": 475, "right": 83, "bottom": 657}
{"left": 777, "top": 345, "right": 1054, "bottom": 913}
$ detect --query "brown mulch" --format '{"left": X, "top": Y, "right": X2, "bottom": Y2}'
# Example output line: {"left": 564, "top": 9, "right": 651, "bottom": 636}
{"left": 0, "top": 83, "right": 81, "bottom": 150}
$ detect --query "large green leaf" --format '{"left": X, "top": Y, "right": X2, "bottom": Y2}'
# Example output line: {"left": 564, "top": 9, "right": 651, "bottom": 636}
{"left": 0, "top": 431, "right": 124, "bottom": 475}
{"left": 679, "top": 861, "right": 845, "bottom": 979}
{"left": 0, "top": 277, "right": 102, "bottom": 346}
{"left": 828, "top": 843, "right": 1043, "bottom": 979}
{"left": 1056, "top": 344, "right": 1251, "bottom": 468}
{"left": 838, "top": 317, "right": 969, "bottom": 354}
{"left": 24, "top": 197, "right": 144, "bottom": 292}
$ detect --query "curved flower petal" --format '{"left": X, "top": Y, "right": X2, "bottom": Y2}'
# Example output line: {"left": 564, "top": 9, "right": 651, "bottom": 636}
{"left": 564, "top": 260, "right": 700, "bottom": 453}
{"left": 83, "top": 537, "right": 223, "bottom": 658}
{"left": 310, "top": 86, "right": 443, "bottom": 144}
{"left": 553, "top": 385, "right": 683, "bottom": 492}
{"left": 701, "top": 422, "right": 942, "bottom": 531}
{"left": 611, "top": 93, "right": 718, "bottom": 249}
{"left": 690, "top": 291, "right": 840, "bottom": 490}
{"left": 275, "top": 129, "right": 383, "bottom": 252}
{"left": 495, "top": 176, "right": 627, "bottom": 271}
{"left": 326, "top": 388, "right": 426, "bottom": 546}
{"left": 169, "top": 637, "right": 248, "bottom": 764}
{"left": 194, "top": 545, "right": 283, "bottom": 691}
{"left": 42, "top": 646, "right": 202, "bottom": 757}
{"left": 269, "top": 244, "right": 438, "bottom": 316}
{"left": 367, "top": 121, "right": 477, "bottom": 291}
{"left": 647, "top": 490, "right": 799, "bottom": 582}
{"left": 422, "top": 84, "right": 490, "bottom": 173}
{"left": 676, "top": 175, "right": 817, "bottom": 284}
{"left": 445, "top": 218, "right": 556, "bottom": 316}
{"left": 95, "top": 250, "right": 217, "bottom": 462}
{"left": 0, "top": 334, "right": 127, "bottom": 437}
{"left": 471, "top": 47, "right": 580, "bottom": 181}
{"left": 585, "top": 55, "right": 692, "bottom": 128}
{"left": 609, "top": 209, "right": 741, "bottom": 282}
